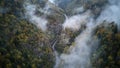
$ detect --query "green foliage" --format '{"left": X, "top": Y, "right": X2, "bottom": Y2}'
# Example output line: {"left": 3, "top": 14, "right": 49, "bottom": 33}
{"left": 1, "top": 0, "right": 120, "bottom": 68}
{"left": 92, "top": 23, "right": 120, "bottom": 68}
{"left": 0, "top": 1, "right": 54, "bottom": 68}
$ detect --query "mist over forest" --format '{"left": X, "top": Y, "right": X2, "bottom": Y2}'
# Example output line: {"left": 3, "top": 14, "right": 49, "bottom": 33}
{"left": 0, "top": 0, "right": 120, "bottom": 68}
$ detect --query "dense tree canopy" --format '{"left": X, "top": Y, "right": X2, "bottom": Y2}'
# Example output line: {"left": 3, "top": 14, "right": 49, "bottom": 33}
{"left": 0, "top": 0, "right": 120, "bottom": 68}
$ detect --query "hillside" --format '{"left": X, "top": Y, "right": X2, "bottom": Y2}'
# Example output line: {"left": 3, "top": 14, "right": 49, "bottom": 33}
{"left": 0, "top": 0, "right": 120, "bottom": 68}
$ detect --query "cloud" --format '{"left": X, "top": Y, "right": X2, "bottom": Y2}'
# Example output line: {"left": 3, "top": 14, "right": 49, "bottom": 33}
{"left": 55, "top": 0, "right": 120, "bottom": 68}
{"left": 63, "top": 11, "right": 91, "bottom": 31}
{"left": 24, "top": 3, "right": 48, "bottom": 32}
{"left": 97, "top": 0, "right": 120, "bottom": 31}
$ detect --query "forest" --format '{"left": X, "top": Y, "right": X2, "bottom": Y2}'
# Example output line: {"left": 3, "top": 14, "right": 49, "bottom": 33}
{"left": 0, "top": 0, "right": 120, "bottom": 68}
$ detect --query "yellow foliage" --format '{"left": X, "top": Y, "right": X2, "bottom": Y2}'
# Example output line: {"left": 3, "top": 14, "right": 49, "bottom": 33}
{"left": 108, "top": 55, "right": 113, "bottom": 60}
{"left": 17, "top": 65, "right": 21, "bottom": 68}
{"left": 32, "top": 64, "right": 36, "bottom": 68}
{"left": 6, "top": 63, "right": 12, "bottom": 68}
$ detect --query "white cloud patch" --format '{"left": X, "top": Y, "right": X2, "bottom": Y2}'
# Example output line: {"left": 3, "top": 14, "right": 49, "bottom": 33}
{"left": 25, "top": 4, "right": 48, "bottom": 32}
{"left": 97, "top": 0, "right": 120, "bottom": 31}
{"left": 63, "top": 11, "right": 91, "bottom": 31}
